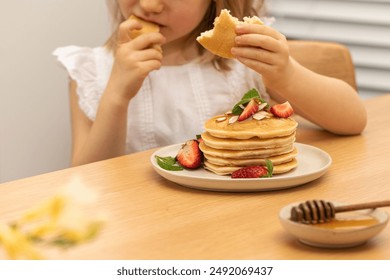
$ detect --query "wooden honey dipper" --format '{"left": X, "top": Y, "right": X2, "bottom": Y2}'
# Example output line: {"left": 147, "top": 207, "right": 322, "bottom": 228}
{"left": 290, "top": 200, "right": 390, "bottom": 224}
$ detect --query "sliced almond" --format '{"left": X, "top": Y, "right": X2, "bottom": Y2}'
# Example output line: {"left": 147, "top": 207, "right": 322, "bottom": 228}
{"left": 253, "top": 111, "right": 270, "bottom": 120}
{"left": 258, "top": 102, "right": 268, "bottom": 111}
{"left": 228, "top": 115, "right": 239, "bottom": 124}
{"left": 253, "top": 112, "right": 266, "bottom": 120}
{"left": 216, "top": 116, "right": 227, "bottom": 122}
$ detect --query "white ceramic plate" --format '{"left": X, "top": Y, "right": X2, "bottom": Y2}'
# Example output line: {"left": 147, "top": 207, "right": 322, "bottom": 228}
{"left": 279, "top": 202, "right": 389, "bottom": 248}
{"left": 151, "top": 143, "right": 331, "bottom": 192}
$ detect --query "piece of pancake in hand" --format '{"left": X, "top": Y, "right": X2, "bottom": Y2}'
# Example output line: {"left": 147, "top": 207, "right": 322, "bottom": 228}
{"left": 196, "top": 9, "right": 263, "bottom": 59}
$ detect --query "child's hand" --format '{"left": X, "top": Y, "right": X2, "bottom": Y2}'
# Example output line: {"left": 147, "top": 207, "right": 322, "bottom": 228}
{"left": 232, "top": 24, "right": 292, "bottom": 90}
{"left": 107, "top": 17, "right": 165, "bottom": 105}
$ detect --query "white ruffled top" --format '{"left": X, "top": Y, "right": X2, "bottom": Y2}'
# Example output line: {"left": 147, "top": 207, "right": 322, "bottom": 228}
{"left": 53, "top": 46, "right": 268, "bottom": 153}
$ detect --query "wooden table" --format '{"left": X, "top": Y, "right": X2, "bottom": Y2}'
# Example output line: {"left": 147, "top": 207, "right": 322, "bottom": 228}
{"left": 1, "top": 94, "right": 390, "bottom": 260}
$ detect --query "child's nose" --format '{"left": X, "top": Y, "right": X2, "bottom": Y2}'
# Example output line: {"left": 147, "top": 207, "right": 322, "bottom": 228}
{"left": 139, "top": 0, "right": 164, "bottom": 14}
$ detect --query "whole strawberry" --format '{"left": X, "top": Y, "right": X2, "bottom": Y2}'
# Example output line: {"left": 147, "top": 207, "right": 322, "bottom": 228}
{"left": 231, "top": 160, "right": 273, "bottom": 179}
{"left": 176, "top": 139, "right": 203, "bottom": 169}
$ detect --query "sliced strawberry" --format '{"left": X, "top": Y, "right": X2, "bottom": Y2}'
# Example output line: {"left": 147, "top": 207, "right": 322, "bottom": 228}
{"left": 231, "top": 166, "right": 269, "bottom": 178}
{"left": 270, "top": 101, "right": 294, "bottom": 118}
{"left": 238, "top": 98, "right": 259, "bottom": 121}
{"left": 232, "top": 160, "right": 273, "bottom": 178}
{"left": 176, "top": 140, "right": 203, "bottom": 169}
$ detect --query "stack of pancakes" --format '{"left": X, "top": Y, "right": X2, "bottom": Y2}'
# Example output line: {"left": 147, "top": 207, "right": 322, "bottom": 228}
{"left": 200, "top": 114, "right": 298, "bottom": 175}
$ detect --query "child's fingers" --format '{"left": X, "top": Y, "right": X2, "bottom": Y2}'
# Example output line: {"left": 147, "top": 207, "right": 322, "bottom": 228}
{"left": 231, "top": 47, "right": 276, "bottom": 65}
{"left": 235, "top": 33, "right": 279, "bottom": 52}
{"left": 139, "top": 59, "right": 163, "bottom": 72}
{"left": 116, "top": 43, "right": 163, "bottom": 65}
{"left": 128, "top": 32, "right": 165, "bottom": 51}
{"left": 236, "top": 24, "right": 282, "bottom": 40}
{"left": 131, "top": 48, "right": 164, "bottom": 63}
{"left": 236, "top": 56, "right": 282, "bottom": 79}
{"left": 236, "top": 25, "right": 286, "bottom": 50}
{"left": 117, "top": 19, "right": 143, "bottom": 44}
{"left": 237, "top": 56, "right": 270, "bottom": 71}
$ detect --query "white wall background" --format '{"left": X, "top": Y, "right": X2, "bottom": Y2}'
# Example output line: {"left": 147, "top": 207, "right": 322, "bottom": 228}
{"left": 0, "top": 1, "right": 110, "bottom": 183}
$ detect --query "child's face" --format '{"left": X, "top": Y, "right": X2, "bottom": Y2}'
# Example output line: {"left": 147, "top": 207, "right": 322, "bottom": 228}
{"left": 117, "top": 0, "right": 211, "bottom": 44}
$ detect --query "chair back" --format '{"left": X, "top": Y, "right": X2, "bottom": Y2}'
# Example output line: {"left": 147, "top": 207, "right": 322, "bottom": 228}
{"left": 288, "top": 40, "right": 357, "bottom": 90}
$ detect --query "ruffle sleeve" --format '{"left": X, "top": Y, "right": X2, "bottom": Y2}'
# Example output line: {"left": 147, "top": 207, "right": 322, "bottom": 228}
{"left": 53, "top": 46, "right": 102, "bottom": 120}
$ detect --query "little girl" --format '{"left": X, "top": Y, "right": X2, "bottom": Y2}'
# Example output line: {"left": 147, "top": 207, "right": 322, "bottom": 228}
{"left": 54, "top": 0, "right": 367, "bottom": 166}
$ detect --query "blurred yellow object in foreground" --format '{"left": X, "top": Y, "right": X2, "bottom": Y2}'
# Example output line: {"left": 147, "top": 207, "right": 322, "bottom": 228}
{"left": 0, "top": 178, "right": 105, "bottom": 259}
{"left": 0, "top": 224, "right": 43, "bottom": 260}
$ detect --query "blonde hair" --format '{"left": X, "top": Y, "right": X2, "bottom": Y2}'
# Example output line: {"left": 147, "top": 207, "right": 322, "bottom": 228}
{"left": 105, "top": 0, "right": 265, "bottom": 70}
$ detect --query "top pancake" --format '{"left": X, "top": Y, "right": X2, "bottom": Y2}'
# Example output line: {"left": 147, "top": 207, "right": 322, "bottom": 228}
{"left": 204, "top": 115, "right": 298, "bottom": 139}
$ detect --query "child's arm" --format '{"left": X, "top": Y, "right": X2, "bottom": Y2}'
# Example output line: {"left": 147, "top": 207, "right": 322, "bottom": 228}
{"left": 265, "top": 58, "right": 367, "bottom": 135}
{"left": 69, "top": 18, "right": 165, "bottom": 166}
{"left": 232, "top": 24, "right": 367, "bottom": 135}
{"left": 69, "top": 80, "right": 128, "bottom": 166}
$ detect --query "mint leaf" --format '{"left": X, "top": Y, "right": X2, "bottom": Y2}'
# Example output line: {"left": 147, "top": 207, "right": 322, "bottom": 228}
{"left": 264, "top": 159, "right": 273, "bottom": 177}
{"left": 231, "top": 88, "right": 267, "bottom": 115}
{"left": 260, "top": 159, "right": 273, "bottom": 178}
{"left": 157, "top": 155, "right": 176, "bottom": 165}
{"left": 241, "top": 88, "right": 261, "bottom": 100}
{"left": 155, "top": 155, "right": 183, "bottom": 171}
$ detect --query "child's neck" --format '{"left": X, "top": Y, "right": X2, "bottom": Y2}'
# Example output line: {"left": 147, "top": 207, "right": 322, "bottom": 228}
{"left": 162, "top": 40, "right": 198, "bottom": 66}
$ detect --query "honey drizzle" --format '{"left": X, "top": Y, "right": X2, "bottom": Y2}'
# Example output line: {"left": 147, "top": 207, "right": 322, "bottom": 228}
{"left": 313, "top": 216, "right": 379, "bottom": 230}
